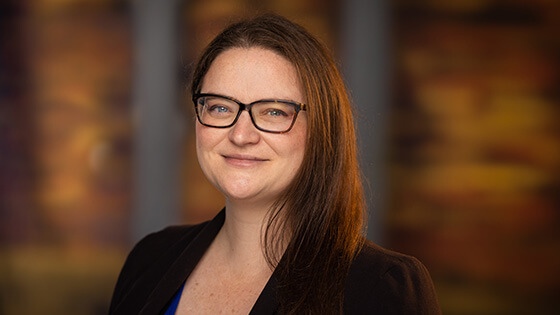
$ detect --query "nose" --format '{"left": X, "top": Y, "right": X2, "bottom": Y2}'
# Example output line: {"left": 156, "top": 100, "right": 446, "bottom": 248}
{"left": 228, "top": 111, "right": 260, "bottom": 145}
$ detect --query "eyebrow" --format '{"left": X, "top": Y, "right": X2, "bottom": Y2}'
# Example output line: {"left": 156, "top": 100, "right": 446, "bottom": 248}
{"left": 198, "top": 92, "right": 304, "bottom": 105}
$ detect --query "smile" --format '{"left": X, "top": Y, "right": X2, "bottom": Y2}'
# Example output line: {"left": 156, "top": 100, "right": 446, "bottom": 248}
{"left": 222, "top": 154, "right": 268, "bottom": 167}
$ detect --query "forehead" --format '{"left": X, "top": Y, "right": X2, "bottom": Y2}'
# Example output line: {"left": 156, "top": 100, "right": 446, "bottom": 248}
{"left": 201, "top": 47, "right": 304, "bottom": 103}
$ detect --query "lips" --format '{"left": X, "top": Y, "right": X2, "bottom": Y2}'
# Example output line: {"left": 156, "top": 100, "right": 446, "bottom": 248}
{"left": 222, "top": 154, "right": 268, "bottom": 167}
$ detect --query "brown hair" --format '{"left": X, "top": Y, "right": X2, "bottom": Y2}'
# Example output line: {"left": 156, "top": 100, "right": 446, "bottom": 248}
{"left": 190, "top": 13, "right": 366, "bottom": 314}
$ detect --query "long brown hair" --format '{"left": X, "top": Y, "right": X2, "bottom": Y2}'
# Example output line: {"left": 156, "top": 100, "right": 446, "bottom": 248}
{"left": 190, "top": 13, "right": 366, "bottom": 314}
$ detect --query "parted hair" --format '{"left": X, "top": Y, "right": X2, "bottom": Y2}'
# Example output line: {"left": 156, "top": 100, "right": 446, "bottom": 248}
{"left": 190, "top": 13, "right": 366, "bottom": 314}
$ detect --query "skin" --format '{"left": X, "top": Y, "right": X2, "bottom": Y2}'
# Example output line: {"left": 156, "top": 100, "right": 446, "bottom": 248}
{"left": 177, "top": 47, "right": 307, "bottom": 313}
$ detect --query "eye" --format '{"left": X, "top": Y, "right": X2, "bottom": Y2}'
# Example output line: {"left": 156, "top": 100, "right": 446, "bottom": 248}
{"left": 201, "top": 97, "right": 236, "bottom": 117}
{"left": 254, "top": 102, "right": 296, "bottom": 120}
{"left": 263, "top": 108, "right": 288, "bottom": 117}
{"left": 208, "top": 105, "right": 230, "bottom": 113}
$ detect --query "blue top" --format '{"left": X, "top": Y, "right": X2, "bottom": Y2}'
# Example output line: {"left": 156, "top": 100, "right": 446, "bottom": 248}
{"left": 164, "top": 283, "right": 185, "bottom": 315}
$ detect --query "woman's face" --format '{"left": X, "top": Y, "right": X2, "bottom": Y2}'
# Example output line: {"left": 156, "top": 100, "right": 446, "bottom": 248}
{"left": 195, "top": 47, "right": 307, "bottom": 208}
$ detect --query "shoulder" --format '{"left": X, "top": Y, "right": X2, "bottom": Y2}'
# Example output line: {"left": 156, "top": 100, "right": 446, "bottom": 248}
{"left": 109, "top": 222, "right": 210, "bottom": 312}
{"left": 126, "top": 222, "right": 208, "bottom": 264}
{"left": 344, "top": 240, "right": 441, "bottom": 314}
{"left": 119, "top": 221, "right": 210, "bottom": 278}
{"left": 125, "top": 222, "right": 207, "bottom": 268}
{"left": 348, "top": 240, "right": 429, "bottom": 284}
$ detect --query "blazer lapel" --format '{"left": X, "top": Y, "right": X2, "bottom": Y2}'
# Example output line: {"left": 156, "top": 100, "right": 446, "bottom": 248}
{"left": 250, "top": 274, "right": 279, "bottom": 314}
{"left": 138, "top": 209, "right": 225, "bottom": 314}
{"left": 117, "top": 208, "right": 281, "bottom": 314}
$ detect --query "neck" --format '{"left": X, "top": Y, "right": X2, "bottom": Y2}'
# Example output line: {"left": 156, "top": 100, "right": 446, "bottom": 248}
{"left": 216, "top": 200, "right": 272, "bottom": 269}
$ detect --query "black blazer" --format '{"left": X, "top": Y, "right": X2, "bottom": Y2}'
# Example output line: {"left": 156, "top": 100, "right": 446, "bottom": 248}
{"left": 109, "top": 210, "right": 441, "bottom": 314}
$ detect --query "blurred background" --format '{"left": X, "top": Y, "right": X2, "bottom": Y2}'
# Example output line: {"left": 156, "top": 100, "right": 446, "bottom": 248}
{"left": 1, "top": 0, "right": 559, "bottom": 314}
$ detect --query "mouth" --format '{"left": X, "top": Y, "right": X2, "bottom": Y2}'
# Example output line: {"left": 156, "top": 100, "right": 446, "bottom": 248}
{"left": 222, "top": 154, "right": 268, "bottom": 166}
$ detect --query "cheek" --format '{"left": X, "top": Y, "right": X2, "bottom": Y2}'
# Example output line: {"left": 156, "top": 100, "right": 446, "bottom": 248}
{"left": 293, "top": 140, "right": 306, "bottom": 171}
{"left": 195, "top": 126, "right": 203, "bottom": 156}
{"left": 195, "top": 124, "right": 216, "bottom": 148}
{"left": 291, "top": 121, "right": 308, "bottom": 157}
{"left": 195, "top": 125, "right": 214, "bottom": 164}
{"left": 195, "top": 125, "right": 229, "bottom": 174}
{"left": 284, "top": 128, "right": 307, "bottom": 170}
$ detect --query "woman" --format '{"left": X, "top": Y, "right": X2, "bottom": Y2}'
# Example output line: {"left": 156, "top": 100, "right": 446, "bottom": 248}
{"left": 109, "top": 14, "right": 441, "bottom": 314}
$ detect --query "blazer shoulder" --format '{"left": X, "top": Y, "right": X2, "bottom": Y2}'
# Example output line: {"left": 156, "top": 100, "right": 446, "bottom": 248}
{"left": 345, "top": 240, "right": 441, "bottom": 314}
{"left": 134, "top": 223, "right": 207, "bottom": 255}
{"left": 109, "top": 221, "right": 210, "bottom": 313}
{"left": 351, "top": 241, "right": 427, "bottom": 277}
{"left": 125, "top": 222, "right": 208, "bottom": 266}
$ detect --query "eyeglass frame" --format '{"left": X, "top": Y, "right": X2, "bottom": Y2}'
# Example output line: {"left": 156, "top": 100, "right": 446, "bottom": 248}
{"left": 192, "top": 93, "right": 307, "bottom": 134}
